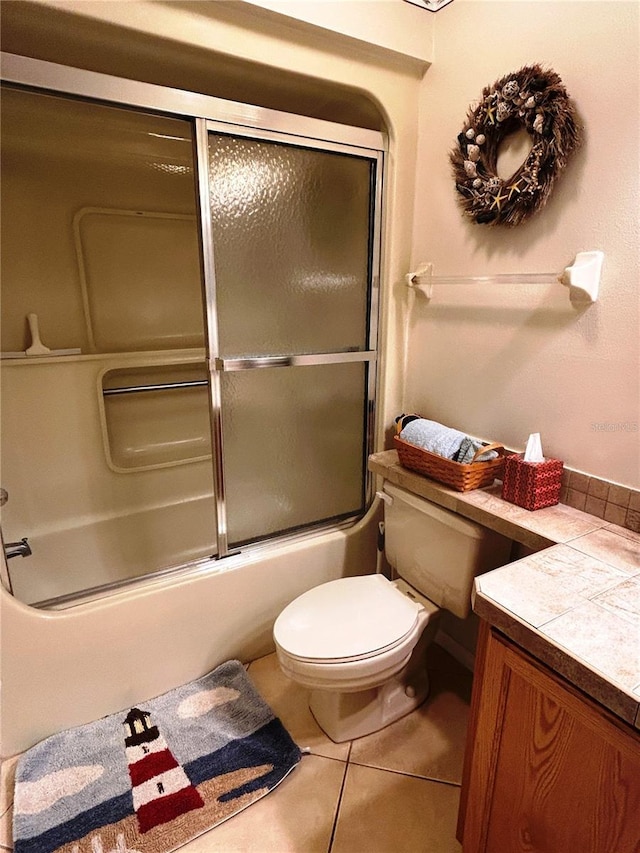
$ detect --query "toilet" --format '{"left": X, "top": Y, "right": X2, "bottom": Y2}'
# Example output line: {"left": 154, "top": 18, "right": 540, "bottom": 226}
{"left": 274, "top": 482, "right": 511, "bottom": 742}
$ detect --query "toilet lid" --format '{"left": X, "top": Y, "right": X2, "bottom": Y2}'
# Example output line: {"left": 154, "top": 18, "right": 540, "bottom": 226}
{"left": 274, "top": 575, "right": 421, "bottom": 662}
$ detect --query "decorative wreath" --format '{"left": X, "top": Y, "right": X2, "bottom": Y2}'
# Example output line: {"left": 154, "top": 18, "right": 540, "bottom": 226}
{"left": 450, "top": 65, "right": 581, "bottom": 226}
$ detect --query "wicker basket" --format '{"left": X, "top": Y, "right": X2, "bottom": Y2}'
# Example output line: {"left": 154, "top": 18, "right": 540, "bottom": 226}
{"left": 393, "top": 435, "right": 505, "bottom": 492}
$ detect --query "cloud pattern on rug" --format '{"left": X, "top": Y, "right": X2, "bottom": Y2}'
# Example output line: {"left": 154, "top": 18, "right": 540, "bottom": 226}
{"left": 14, "top": 766, "right": 105, "bottom": 815}
{"left": 176, "top": 687, "right": 240, "bottom": 719}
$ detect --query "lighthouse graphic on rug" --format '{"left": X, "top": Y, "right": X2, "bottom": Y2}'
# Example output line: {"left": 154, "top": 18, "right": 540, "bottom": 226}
{"left": 123, "top": 708, "right": 204, "bottom": 833}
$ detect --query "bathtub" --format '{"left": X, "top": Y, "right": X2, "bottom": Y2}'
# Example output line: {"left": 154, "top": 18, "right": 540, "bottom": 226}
{"left": 0, "top": 501, "right": 381, "bottom": 757}
{"left": 10, "top": 494, "right": 218, "bottom": 606}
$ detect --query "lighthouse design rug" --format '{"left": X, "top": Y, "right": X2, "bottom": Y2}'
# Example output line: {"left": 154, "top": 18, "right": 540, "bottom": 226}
{"left": 12, "top": 661, "right": 302, "bottom": 853}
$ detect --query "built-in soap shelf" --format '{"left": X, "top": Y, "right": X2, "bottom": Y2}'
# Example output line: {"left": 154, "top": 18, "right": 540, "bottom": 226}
{"left": 406, "top": 251, "right": 603, "bottom": 304}
{"left": 99, "top": 361, "right": 212, "bottom": 473}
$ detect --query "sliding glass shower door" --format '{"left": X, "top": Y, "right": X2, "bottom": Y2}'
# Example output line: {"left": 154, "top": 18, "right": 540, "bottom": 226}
{"left": 0, "top": 85, "right": 217, "bottom": 604}
{"left": 0, "top": 54, "right": 384, "bottom": 604}
{"left": 204, "top": 131, "right": 379, "bottom": 550}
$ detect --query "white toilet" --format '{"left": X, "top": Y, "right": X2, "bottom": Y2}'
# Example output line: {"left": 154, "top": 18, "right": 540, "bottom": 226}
{"left": 274, "top": 482, "right": 511, "bottom": 742}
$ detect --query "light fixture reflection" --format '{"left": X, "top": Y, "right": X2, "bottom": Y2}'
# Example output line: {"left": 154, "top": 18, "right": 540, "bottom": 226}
{"left": 149, "top": 162, "right": 192, "bottom": 175}
{"left": 298, "top": 273, "right": 358, "bottom": 293}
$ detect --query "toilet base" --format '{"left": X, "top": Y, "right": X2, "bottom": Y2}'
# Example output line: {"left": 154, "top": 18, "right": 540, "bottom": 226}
{"left": 306, "top": 589, "right": 441, "bottom": 742}
{"left": 309, "top": 662, "right": 431, "bottom": 742}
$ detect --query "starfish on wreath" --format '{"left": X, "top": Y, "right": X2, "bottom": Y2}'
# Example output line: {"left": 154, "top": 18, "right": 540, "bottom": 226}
{"left": 490, "top": 189, "right": 507, "bottom": 211}
{"left": 507, "top": 180, "right": 522, "bottom": 200}
{"left": 484, "top": 102, "right": 497, "bottom": 125}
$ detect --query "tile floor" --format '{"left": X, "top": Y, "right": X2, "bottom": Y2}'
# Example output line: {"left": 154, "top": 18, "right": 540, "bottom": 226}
{"left": 1, "top": 645, "right": 471, "bottom": 852}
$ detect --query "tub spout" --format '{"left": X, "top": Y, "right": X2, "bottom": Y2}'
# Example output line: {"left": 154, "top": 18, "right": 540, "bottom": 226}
{"left": 4, "top": 537, "right": 32, "bottom": 559}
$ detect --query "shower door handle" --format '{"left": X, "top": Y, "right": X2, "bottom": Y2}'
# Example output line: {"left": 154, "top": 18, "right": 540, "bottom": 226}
{"left": 215, "top": 351, "right": 376, "bottom": 372}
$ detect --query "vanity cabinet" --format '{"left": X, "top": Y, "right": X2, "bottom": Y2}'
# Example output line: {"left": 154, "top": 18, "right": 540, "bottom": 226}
{"left": 458, "top": 622, "right": 640, "bottom": 853}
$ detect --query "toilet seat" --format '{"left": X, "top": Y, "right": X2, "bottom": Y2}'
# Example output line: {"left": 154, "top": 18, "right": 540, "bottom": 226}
{"left": 274, "top": 574, "right": 422, "bottom": 664}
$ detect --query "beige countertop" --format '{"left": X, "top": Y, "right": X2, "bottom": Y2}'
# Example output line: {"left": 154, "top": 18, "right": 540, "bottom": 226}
{"left": 369, "top": 450, "right": 640, "bottom": 729}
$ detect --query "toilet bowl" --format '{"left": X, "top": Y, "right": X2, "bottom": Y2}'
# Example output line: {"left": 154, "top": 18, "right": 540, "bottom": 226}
{"left": 273, "top": 482, "right": 512, "bottom": 742}
{"left": 274, "top": 574, "right": 441, "bottom": 741}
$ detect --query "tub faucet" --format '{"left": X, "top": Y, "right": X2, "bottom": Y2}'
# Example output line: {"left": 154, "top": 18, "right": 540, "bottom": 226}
{"left": 4, "top": 538, "right": 32, "bottom": 559}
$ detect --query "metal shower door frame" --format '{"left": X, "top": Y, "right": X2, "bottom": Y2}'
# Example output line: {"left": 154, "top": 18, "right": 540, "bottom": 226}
{"left": 1, "top": 51, "right": 386, "bottom": 581}
{"left": 195, "top": 118, "right": 384, "bottom": 557}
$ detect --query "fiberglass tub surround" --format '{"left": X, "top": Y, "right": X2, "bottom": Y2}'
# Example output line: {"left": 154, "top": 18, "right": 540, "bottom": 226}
{"left": 0, "top": 57, "right": 385, "bottom": 606}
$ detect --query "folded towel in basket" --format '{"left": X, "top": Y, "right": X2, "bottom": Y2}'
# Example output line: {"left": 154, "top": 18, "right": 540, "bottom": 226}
{"left": 455, "top": 435, "right": 498, "bottom": 463}
{"left": 398, "top": 417, "right": 498, "bottom": 463}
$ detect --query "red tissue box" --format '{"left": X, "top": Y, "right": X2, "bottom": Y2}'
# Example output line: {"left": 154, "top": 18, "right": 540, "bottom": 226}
{"left": 501, "top": 454, "right": 564, "bottom": 511}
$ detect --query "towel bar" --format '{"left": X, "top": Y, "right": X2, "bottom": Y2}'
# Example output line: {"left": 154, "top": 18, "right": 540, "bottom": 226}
{"left": 406, "top": 252, "right": 603, "bottom": 303}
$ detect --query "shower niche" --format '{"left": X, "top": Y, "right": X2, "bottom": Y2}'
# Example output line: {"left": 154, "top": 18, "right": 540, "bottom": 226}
{"left": 78, "top": 205, "right": 211, "bottom": 473}
{"left": 100, "top": 362, "right": 211, "bottom": 472}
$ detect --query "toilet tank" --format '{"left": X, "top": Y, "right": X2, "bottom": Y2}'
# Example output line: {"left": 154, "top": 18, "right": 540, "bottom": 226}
{"left": 383, "top": 482, "right": 511, "bottom": 619}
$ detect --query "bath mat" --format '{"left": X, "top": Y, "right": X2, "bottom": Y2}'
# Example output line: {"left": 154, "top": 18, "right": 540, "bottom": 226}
{"left": 13, "top": 661, "right": 302, "bottom": 853}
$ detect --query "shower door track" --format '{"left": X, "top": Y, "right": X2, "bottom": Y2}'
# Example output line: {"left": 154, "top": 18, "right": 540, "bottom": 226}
{"left": 32, "top": 513, "right": 362, "bottom": 611}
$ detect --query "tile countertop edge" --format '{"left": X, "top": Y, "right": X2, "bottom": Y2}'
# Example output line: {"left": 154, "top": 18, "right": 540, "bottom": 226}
{"left": 368, "top": 450, "right": 640, "bottom": 730}
{"left": 368, "top": 450, "right": 605, "bottom": 549}
{"left": 472, "top": 582, "right": 640, "bottom": 729}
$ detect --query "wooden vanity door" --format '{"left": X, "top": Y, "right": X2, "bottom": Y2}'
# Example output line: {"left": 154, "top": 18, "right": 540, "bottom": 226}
{"left": 460, "top": 624, "right": 640, "bottom": 853}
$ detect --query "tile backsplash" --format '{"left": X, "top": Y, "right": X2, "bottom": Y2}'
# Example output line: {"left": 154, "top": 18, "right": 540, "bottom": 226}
{"left": 559, "top": 469, "right": 640, "bottom": 533}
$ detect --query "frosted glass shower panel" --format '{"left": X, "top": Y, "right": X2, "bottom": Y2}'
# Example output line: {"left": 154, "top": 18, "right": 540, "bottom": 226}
{"left": 0, "top": 85, "right": 217, "bottom": 602}
{"left": 208, "top": 134, "right": 373, "bottom": 356}
{"left": 0, "top": 87, "right": 203, "bottom": 355}
{"left": 221, "top": 362, "right": 367, "bottom": 545}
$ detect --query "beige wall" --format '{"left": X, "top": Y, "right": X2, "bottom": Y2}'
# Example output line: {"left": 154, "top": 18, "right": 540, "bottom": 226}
{"left": 407, "top": 0, "right": 639, "bottom": 487}
{"left": 242, "top": 0, "right": 434, "bottom": 63}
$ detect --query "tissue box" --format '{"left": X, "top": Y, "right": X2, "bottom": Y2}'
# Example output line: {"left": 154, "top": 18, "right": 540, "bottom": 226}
{"left": 501, "top": 454, "right": 564, "bottom": 511}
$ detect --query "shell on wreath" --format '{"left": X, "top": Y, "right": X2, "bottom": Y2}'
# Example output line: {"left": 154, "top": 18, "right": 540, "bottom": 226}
{"left": 502, "top": 80, "right": 519, "bottom": 100}
{"left": 486, "top": 177, "right": 502, "bottom": 192}
{"left": 465, "top": 128, "right": 476, "bottom": 139}
{"left": 533, "top": 114, "right": 544, "bottom": 134}
{"left": 464, "top": 160, "right": 478, "bottom": 177}
{"left": 524, "top": 96, "right": 536, "bottom": 109}
{"left": 496, "top": 102, "right": 511, "bottom": 122}
{"left": 472, "top": 178, "right": 483, "bottom": 189}
{"left": 476, "top": 134, "right": 486, "bottom": 145}
{"left": 467, "top": 144, "right": 481, "bottom": 162}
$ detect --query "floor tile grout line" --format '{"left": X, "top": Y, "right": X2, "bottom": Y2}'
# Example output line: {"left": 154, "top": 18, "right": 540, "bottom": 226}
{"left": 346, "top": 760, "right": 462, "bottom": 788}
{"left": 306, "top": 750, "right": 350, "bottom": 764}
{"left": 327, "top": 752, "right": 351, "bottom": 853}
